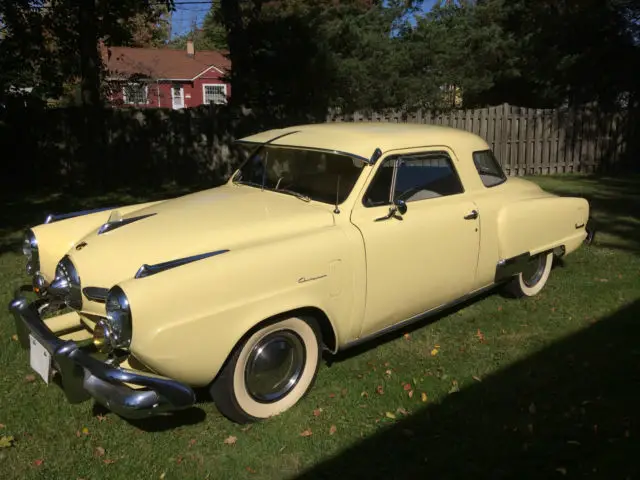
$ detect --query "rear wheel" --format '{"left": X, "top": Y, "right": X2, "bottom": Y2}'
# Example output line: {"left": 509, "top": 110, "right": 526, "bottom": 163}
{"left": 502, "top": 252, "right": 554, "bottom": 298}
{"left": 210, "top": 316, "right": 321, "bottom": 424}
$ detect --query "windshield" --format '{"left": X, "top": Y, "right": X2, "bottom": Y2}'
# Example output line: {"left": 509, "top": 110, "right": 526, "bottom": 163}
{"left": 234, "top": 145, "right": 367, "bottom": 204}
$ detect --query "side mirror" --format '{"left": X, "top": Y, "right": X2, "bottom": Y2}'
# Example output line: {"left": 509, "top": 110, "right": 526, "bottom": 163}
{"left": 394, "top": 198, "right": 407, "bottom": 215}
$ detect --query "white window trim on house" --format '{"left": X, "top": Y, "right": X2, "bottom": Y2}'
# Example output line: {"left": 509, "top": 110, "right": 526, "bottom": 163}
{"left": 202, "top": 83, "right": 228, "bottom": 105}
{"left": 171, "top": 85, "right": 185, "bottom": 109}
{"left": 122, "top": 82, "right": 149, "bottom": 105}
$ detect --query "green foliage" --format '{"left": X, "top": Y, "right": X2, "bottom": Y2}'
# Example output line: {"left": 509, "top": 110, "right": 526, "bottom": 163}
{"left": 168, "top": 5, "right": 227, "bottom": 51}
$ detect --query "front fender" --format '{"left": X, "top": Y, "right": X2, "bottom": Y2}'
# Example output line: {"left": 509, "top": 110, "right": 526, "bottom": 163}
{"left": 118, "top": 226, "right": 356, "bottom": 387}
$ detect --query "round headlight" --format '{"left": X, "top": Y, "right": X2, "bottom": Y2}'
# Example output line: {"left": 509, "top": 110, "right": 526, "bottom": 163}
{"left": 104, "top": 286, "right": 132, "bottom": 349}
{"left": 22, "top": 230, "right": 39, "bottom": 275}
{"left": 54, "top": 256, "right": 82, "bottom": 309}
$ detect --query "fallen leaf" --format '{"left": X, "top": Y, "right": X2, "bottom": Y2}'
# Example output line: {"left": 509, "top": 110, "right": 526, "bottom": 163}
{"left": 360, "top": 391, "right": 368, "bottom": 398}
{"left": 96, "top": 414, "right": 107, "bottom": 423}
{"left": 408, "top": 390, "right": 414, "bottom": 398}
{"left": 103, "top": 459, "right": 116, "bottom": 465}
{"left": 384, "top": 362, "right": 390, "bottom": 367}
{"left": 313, "top": 408, "right": 323, "bottom": 417}
{"left": 11, "top": 334, "right": 18, "bottom": 342}
{"left": 223, "top": 435, "right": 237, "bottom": 445}
{"left": 329, "top": 425, "right": 337, "bottom": 435}
{"left": 82, "top": 427, "right": 89, "bottom": 435}
{"left": 300, "top": 429, "right": 313, "bottom": 437}
{"left": 403, "top": 333, "right": 411, "bottom": 340}
{"left": 24, "top": 374, "right": 36, "bottom": 383}
{"left": 375, "top": 385, "right": 384, "bottom": 395}
{"left": 75, "top": 431, "right": 81, "bottom": 438}
{"left": 472, "top": 375, "right": 482, "bottom": 382}
{"left": 0, "top": 436, "right": 15, "bottom": 448}
{"left": 476, "top": 329, "right": 486, "bottom": 342}
{"left": 188, "top": 438, "right": 196, "bottom": 447}
{"left": 385, "top": 369, "right": 392, "bottom": 377}
{"left": 328, "top": 393, "right": 336, "bottom": 398}
{"left": 246, "top": 467, "right": 256, "bottom": 474}
{"left": 448, "top": 381, "right": 460, "bottom": 394}
{"left": 430, "top": 348, "right": 439, "bottom": 356}
{"left": 175, "top": 456, "right": 183, "bottom": 464}
{"left": 556, "top": 467, "right": 567, "bottom": 475}
{"left": 529, "top": 403, "right": 537, "bottom": 414}
{"left": 94, "top": 446, "right": 105, "bottom": 457}
{"left": 385, "top": 412, "right": 396, "bottom": 420}
{"left": 497, "top": 306, "right": 503, "bottom": 311}
{"left": 160, "top": 473, "right": 166, "bottom": 480}
{"left": 396, "top": 407, "right": 408, "bottom": 416}
{"left": 421, "top": 392, "right": 428, "bottom": 403}
{"left": 0, "top": 424, "right": 5, "bottom": 429}
{"left": 403, "top": 383, "right": 412, "bottom": 391}
{"left": 241, "top": 425, "right": 252, "bottom": 432}
{"left": 33, "top": 459, "right": 44, "bottom": 467}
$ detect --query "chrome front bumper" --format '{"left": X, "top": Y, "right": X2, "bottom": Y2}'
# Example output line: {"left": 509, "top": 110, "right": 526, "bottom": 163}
{"left": 8, "top": 291, "right": 195, "bottom": 420}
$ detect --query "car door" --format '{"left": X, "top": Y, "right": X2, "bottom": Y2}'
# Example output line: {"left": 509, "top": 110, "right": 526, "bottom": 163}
{"left": 350, "top": 148, "right": 481, "bottom": 338}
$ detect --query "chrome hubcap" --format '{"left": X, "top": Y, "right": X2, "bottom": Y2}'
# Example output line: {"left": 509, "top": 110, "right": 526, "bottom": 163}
{"left": 522, "top": 255, "right": 546, "bottom": 287}
{"left": 245, "top": 330, "right": 306, "bottom": 403}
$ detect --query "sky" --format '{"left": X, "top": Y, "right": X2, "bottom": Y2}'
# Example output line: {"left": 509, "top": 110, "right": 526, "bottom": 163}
{"left": 170, "top": 0, "right": 439, "bottom": 39}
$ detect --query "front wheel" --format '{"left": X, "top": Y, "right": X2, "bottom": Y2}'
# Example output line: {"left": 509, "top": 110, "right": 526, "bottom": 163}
{"left": 502, "top": 252, "right": 554, "bottom": 298}
{"left": 210, "top": 316, "right": 322, "bottom": 424}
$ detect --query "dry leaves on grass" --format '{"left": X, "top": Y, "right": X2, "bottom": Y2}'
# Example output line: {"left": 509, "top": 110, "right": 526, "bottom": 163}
{"left": 300, "top": 429, "right": 313, "bottom": 437}
{"left": 329, "top": 425, "right": 337, "bottom": 435}
{"left": 430, "top": 346, "right": 439, "bottom": 356}
{"left": 375, "top": 385, "right": 384, "bottom": 395}
{"left": 476, "top": 329, "right": 486, "bottom": 343}
{"left": 33, "top": 459, "right": 44, "bottom": 467}
{"left": 313, "top": 408, "right": 323, "bottom": 417}
{"left": 385, "top": 412, "right": 396, "bottom": 420}
{"left": 94, "top": 446, "right": 105, "bottom": 457}
{"left": 0, "top": 436, "right": 15, "bottom": 448}
{"left": 11, "top": 334, "right": 18, "bottom": 342}
{"left": 403, "top": 333, "right": 411, "bottom": 340}
{"left": 246, "top": 467, "right": 257, "bottom": 474}
{"left": 24, "top": 374, "right": 36, "bottom": 383}
{"left": 421, "top": 392, "right": 428, "bottom": 403}
{"left": 223, "top": 435, "right": 237, "bottom": 445}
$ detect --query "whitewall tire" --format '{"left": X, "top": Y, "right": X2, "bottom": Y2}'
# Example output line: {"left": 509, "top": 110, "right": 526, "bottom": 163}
{"left": 210, "top": 316, "right": 321, "bottom": 424}
{"left": 502, "top": 252, "right": 554, "bottom": 298}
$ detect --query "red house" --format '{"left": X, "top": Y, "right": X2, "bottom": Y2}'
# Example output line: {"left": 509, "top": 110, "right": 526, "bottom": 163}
{"left": 102, "top": 40, "right": 231, "bottom": 109}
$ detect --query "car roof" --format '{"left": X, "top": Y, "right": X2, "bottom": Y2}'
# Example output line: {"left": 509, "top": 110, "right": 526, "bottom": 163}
{"left": 237, "top": 122, "right": 490, "bottom": 160}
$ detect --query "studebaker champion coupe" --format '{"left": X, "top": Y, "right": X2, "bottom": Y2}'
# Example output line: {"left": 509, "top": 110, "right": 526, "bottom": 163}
{"left": 9, "top": 123, "right": 593, "bottom": 423}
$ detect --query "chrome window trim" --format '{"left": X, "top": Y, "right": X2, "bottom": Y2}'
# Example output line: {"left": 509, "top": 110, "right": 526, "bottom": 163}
{"left": 135, "top": 249, "right": 230, "bottom": 279}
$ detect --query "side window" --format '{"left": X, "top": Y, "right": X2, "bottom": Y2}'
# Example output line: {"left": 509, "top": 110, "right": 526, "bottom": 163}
{"left": 363, "top": 152, "right": 464, "bottom": 207}
{"left": 394, "top": 153, "right": 464, "bottom": 202}
{"left": 473, "top": 150, "right": 507, "bottom": 187}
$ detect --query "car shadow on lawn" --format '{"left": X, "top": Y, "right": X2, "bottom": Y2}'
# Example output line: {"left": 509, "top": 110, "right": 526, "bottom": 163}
{"left": 300, "top": 299, "right": 640, "bottom": 480}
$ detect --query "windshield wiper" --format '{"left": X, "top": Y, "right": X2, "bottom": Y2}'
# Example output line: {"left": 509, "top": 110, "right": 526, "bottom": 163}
{"left": 275, "top": 188, "right": 311, "bottom": 202}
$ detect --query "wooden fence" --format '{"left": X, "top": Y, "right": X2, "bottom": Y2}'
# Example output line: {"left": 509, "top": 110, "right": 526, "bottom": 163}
{"left": 327, "top": 103, "right": 637, "bottom": 176}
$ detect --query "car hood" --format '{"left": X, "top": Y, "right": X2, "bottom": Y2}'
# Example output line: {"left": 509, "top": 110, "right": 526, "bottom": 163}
{"left": 69, "top": 184, "right": 335, "bottom": 306}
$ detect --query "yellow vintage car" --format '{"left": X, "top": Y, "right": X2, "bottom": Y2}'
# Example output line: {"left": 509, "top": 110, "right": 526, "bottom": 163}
{"left": 9, "top": 123, "right": 593, "bottom": 423}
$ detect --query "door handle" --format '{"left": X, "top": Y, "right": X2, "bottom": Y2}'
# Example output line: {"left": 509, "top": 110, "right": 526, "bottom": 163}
{"left": 464, "top": 210, "right": 479, "bottom": 220}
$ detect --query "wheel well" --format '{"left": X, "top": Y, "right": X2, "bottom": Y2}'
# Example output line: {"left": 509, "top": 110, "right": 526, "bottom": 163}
{"left": 285, "top": 307, "right": 337, "bottom": 353}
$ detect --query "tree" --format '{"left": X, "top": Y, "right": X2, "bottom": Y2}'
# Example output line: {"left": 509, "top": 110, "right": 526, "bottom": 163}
{"left": 168, "top": 5, "right": 227, "bottom": 51}
{"left": 126, "top": 4, "right": 171, "bottom": 48}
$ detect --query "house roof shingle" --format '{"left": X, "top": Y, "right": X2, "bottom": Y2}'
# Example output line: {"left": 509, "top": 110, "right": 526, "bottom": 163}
{"left": 103, "top": 46, "right": 230, "bottom": 81}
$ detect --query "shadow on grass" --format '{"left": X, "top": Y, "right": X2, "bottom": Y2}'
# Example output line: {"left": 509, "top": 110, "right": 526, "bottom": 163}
{"left": 299, "top": 299, "right": 640, "bottom": 480}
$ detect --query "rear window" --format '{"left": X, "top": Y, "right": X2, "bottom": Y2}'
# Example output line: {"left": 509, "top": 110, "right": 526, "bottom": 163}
{"left": 473, "top": 150, "right": 506, "bottom": 187}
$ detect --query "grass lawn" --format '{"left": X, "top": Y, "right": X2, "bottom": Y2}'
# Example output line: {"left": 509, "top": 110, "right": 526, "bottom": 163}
{"left": 1, "top": 175, "right": 639, "bottom": 479}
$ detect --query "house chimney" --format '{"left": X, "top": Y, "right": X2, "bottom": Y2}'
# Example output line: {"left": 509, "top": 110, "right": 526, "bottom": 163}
{"left": 186, "top": 39, "right": 195, "bottom": 57}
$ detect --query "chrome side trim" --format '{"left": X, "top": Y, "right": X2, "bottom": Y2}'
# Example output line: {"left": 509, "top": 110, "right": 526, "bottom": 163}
{"left": 98, "top": 213, "right": 156, "bottom": 235}
{"left": 82, "top": 287, "right": 109, "bottom": 303}
{"left": 44, "top": 206, "right": 116, "bottom": 224}
{"left": 494, "top": 252, "right": 531, "bottom": 283}
{"left": 342, "top": 283, "right": 497, "bottom": 350}
{"left": 135, "top": 249, "right": 230, "bottom": 279}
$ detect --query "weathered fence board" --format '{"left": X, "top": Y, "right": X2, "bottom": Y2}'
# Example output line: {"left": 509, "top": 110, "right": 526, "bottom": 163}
{"left": 327, "top": 103, "right": 633, "bottom": 176}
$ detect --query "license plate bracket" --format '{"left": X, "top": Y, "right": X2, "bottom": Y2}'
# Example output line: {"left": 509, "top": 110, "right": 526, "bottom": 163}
{"left": 29, "top": 334, "right": 51, "bottom": 384}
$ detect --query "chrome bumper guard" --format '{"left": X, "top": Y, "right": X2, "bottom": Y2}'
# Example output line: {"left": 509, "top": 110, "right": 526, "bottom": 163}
{"left": 9, "top": 291, "right": 195, "bottom": 420}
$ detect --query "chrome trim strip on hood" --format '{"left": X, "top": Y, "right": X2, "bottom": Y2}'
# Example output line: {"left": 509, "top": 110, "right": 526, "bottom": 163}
{"left": 82, "top": 287, "right": 109, "bottom": 303}
{"left": 44, "top": 206, "right": 116, "bottom": 225}
{"left": 135, "top": 249, "right": 230, "bottom": 279}
{"left": 98, "top": 213, "right": 157, "bottom": 235}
